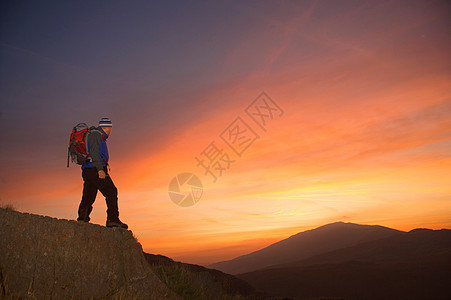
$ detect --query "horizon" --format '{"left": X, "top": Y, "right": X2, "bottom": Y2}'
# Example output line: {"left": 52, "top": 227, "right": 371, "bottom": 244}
{"left": 1, "top": 0, "right": 450, "bottom": 266}
{"left": 2, "top": 206, "right": 450, "bottom": 266}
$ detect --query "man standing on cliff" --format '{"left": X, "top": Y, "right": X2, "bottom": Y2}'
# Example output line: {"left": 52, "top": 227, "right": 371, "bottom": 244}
{"left": 77, "top": 118, "right": 128, "bottom": 229}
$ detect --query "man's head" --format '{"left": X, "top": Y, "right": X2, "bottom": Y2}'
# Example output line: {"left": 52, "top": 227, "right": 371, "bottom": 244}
{"left": 99, "top": 117, "right": 112, "bottom": 135}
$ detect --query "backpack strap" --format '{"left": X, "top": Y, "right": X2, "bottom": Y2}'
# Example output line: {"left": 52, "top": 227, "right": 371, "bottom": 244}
{"left": 67, "top": 147, "right": 70, "bottom": 168}
{"left": 85, "top": 129, "right": 102, "bottom": 156}
{"left": 86, "top": 129, "right": 109, "bottom": 166}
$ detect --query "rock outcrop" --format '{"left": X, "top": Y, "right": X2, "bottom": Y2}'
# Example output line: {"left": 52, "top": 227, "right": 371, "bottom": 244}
{"left": 0, "top": 208, "right": 180, "bottom": 299}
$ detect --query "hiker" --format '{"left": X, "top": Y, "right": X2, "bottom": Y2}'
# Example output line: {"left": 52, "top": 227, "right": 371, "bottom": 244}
{"left": 77, "top": 118, "right": 128, "bottom": 229}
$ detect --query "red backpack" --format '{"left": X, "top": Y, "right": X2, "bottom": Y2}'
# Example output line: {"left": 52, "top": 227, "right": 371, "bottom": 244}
{"left": 67, "top": 123, "right": 90, "bottom": 167}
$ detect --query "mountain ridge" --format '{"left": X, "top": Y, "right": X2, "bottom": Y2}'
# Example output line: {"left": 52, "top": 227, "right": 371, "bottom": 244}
{"left": 209, "top": 221, "right": 402, "bottom": 274}
{"left": 258, "top": 227, "right": 451, "bottom": 271}
{"left": 237, "top": 228, "right": 451, "bottom": 299}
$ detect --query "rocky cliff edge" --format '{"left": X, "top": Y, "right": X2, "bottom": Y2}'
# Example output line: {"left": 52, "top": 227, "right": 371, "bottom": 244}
{"left": 0, "top": 208, "right": 181, "bottom": 299}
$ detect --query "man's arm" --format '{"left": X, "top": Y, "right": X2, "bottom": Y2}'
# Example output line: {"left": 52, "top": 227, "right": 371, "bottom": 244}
{"left": 87, "top": 131, "right": 104, "bottom": 172}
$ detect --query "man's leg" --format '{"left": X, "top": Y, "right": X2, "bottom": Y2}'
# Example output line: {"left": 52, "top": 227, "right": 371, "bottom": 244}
{"left": 98, "top": 175, "right": 119, "bottom": 221}
{"left": 77, "top": 168, "right": 98, "bottom": 222}
{"left": 97, "top": 172, "right": 128, "bottom": 229}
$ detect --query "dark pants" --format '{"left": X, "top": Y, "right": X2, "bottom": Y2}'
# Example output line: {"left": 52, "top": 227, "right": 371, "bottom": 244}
{"left": 77, "top": 167, "right": 119, "bottom": 222}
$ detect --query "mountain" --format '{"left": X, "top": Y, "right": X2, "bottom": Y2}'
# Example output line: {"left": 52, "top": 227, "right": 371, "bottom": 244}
{"left": 237, "top": 228, "right": 451, "bottom": 299}
{"left": 267, "top": 228, "right": 451, "bottom": 269}
{"left": 210, "top": 222, "right": 451, "bottom": 299}
{"left": 209, "top": 222, "right": 401, "bottom": 274}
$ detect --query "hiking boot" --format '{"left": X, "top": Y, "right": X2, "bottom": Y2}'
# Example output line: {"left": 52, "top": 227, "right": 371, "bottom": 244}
{"left": 77, "top": 207, "right": 91, "bottom": 222}
{"left": 106, "top": 219, "right": 128, "bottom": 229}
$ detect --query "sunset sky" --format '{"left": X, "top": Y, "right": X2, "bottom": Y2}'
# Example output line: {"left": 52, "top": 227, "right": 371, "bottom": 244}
{"left": 1, "top": 0, "right": 450, "bottom": 265}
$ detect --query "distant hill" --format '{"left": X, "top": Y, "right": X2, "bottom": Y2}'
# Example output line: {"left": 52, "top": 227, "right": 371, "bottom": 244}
{"left": 209, "top": 222, "right": 401, "bottom": 274}
{"left": 268, "top": 228, "right": 451, "bottom": 269}
{"left": 237, "top": 228, "right": 451, "bottom": 299}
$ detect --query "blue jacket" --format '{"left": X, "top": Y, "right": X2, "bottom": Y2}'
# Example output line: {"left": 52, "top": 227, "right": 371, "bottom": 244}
{"left": 82, "top": 127, "right": 109, "bottom": 171}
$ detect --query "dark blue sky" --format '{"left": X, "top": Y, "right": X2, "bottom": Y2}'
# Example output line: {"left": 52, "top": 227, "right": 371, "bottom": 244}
{"left": 1, "top": 1, "right": 248, "bottom": 165}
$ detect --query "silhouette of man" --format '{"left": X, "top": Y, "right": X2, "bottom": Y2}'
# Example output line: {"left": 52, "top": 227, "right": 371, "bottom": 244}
{"left": 77, "top": 118, "right": 128, "bottom": 229}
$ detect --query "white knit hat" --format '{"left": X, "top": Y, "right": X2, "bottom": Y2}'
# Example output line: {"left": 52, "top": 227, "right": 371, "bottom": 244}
{"left": 99, "top": 117, "right": 112, "bottom": 128}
